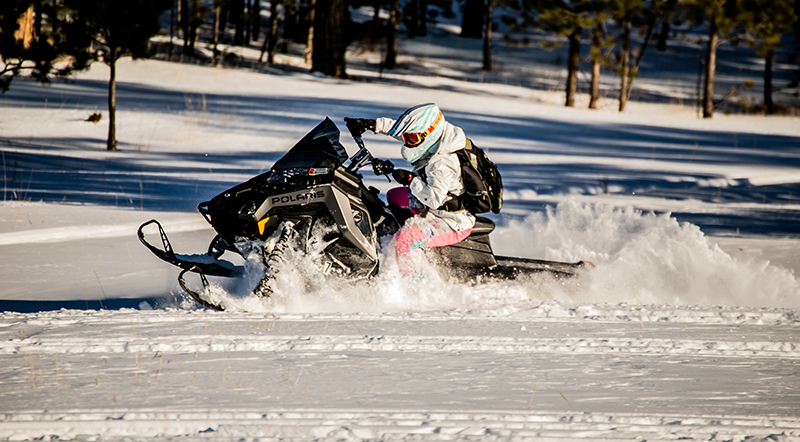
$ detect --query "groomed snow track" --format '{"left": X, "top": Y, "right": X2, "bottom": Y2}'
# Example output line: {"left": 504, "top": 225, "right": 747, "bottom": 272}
{"left": 1, "top": 305, "right": 799, "bottom": 441}
{"left": 2, "top": 410, "right": 798, "bottom": 441}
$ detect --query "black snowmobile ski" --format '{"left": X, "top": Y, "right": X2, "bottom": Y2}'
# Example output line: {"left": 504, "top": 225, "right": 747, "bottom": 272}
{"left": 177, "top": 266, "right": 227, "bottom": 311}
{"left": 138, "top": 219, "right": 243, "bottom": 278}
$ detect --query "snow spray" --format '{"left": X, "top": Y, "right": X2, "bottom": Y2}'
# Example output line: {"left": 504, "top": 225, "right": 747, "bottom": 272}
{"left": 490, "top": 200, "right": 800, "bottom": 309}
{"left": 180, "top": 200, "right": 799, "bottom": 313}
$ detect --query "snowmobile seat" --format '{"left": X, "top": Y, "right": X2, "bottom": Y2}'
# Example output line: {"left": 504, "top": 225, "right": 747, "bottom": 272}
{"left": 471, "top": 216, "right": 495, "bottom": 236}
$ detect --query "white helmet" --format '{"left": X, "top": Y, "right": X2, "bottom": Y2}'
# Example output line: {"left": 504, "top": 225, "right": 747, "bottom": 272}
{"left": 387, "top": 103, "right": 446, "bottom": 165}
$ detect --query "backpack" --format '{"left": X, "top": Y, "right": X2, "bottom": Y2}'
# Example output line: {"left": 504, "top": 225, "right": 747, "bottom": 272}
{"left": 453, "top": 140, "right": 503, "bottom": 215}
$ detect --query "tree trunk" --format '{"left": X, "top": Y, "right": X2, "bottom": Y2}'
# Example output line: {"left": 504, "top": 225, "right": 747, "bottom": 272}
{"left": 188, "top": 0, "right": 201, "bottom": 55}
{"left": 481, "top": 0, "right": 492, "bottom": 71}
{"left": 311, "top": 0, "right": 347, "bottom": 78}
{"left": 619, "top": 14, "right": 631, "bottom": 112}
{"left": 33, "top": 1, "right": 42, "bottom": 42}
{"left": 169, "top": 0, "right": 175, "bottom": 57}
{"left": 656, "top": 18, "right": 670, "bottom": 52}
{"left": 14, "top": 5, "right": 34, "bottom": 49}
{"left": 107, "top": 53, "right": 118, "bottom": 151}
{"left": 304, "top": 0, "right": 316, "bottom": 65}
{"left": 408, "top": 0, "right": 419, "bottom": 37}
{"left": 213, "top": 5, "right": 221, "bottom": 67}
{"left": 220, "top": 2, "right": 230, "bottom": 32}
{"left": 589, "top": 24, "right": 601, "bottom": 109}
{"left": 656, "top": 0, "right": 677, "bottom": 52}
{"left": 702, "top": 16, "right": 718, "bottom": 118}
{"left": 460, "top": 0, "right": 484, "bottom": 38}
{"left": 565, "top": 29, "right": 581, "bottom": 107}
{"left": 245, "top": 0, "right": 252, "bottom": 42}
{"left": 233, "top": 0, "right": 246, "bottom": 45}
{"left": 764, "top": 49, "right": 774, "bottom": 114}
{"left": 625, "top": 17, "right": 656, "bottom": 101}
{"left": 372, "top": 0, "right": 381, "bottom": 24}
{"left": 180, "top": 0, "right": 190, "bottom": 54}
{"left": 260, "top": 0, "right": 281, "bottom": 63}
{"left": 384, "top": 0, "right": 400, "bottom": 69}
{"left": 252, "top": 0, "right": 261, "bottom": 41}
{"left": 419, "top": 0, "right": 427, "bottom": 37}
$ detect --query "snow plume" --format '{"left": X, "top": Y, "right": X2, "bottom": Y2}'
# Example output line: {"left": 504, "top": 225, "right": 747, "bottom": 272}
{"left": 491, "top": 200, "right": 800, "bottom": 308}
{"left": 189, "top": 201, "right": 798, "bottom": 313}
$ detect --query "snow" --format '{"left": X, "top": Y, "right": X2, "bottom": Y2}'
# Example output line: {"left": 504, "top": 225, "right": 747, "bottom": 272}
{"left": 1, "top": 21, "right": 800, "bottom": 441}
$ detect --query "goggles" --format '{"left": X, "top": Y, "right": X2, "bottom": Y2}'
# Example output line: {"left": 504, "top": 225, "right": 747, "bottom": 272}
{"left": 401, "top": 110, "right": 442, "bottom": 147}
{"left": 402, "top": 132, "right": 427, "bottom": 147}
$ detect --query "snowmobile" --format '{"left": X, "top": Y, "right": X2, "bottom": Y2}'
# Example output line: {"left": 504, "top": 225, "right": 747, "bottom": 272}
{"left": 138, "top": 118, "right": 590, "bottom": 311}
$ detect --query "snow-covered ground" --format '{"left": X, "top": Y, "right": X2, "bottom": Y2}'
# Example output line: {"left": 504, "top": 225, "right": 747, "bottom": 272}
{"left": 1, "top": 22, "right": 799, "bottom": 440}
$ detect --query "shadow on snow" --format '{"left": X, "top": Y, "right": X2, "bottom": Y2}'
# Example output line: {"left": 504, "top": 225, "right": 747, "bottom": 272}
{"left": 1, "top": 78, "right": 799, "bottom": 236}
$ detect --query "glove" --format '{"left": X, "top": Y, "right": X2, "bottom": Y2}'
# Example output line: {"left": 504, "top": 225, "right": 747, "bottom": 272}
{"left": 392, "top": 169, "right": 414, "bottom": 186}
{"left": 371, "top": 158, "right": 395, "bottom": 176}
{"left": 344, "top": 118, "right": 376, "bottom": 137}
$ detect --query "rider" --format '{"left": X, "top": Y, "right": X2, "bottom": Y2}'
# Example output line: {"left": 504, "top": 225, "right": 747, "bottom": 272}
{"left": 346, "top": 103, "right": 475, "bottom": 276}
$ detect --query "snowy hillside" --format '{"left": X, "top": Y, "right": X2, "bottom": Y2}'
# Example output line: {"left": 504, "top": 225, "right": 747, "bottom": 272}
{"left": 1, "top": 22, "right": 800, "bottom": 440}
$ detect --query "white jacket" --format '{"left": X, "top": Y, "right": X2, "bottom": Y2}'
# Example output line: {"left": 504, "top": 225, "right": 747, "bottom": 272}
{"left": 375, "top": 117, "right": 476, "bottom": 233}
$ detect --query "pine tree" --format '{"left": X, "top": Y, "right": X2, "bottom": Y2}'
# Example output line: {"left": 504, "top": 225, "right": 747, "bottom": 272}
{"left": 537, "top": 1, "right": 594, "bottom": 107}
{"left": 611, "top": 0, "right": 660, "bottom": 112}
{"left": 258, "top": 0, "right": 282, "bottom": 64}
{"left": 737, "top": 0, "right": 797, "bottom": 114}
{"left": 64, "top": 0, "right": 171, "bottom": 150}
{"left": 0, "top": 1, "right": 93, "bottom": 93}
{"left": 683, "top": 0, "right": 746, "bottom": 118}
{"left": 585, "top": 2, "right": 612, "bottom": 109}
{"left": 503, "top": 0, "right": 616, "bottom": 107}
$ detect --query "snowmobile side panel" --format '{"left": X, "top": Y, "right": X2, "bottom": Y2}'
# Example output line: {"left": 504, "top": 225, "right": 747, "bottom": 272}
{"left": 252, "top": 183, "right": 378, "bottom": 263}
{"left": 429, "top": 234, "right": 497, "bottom": 268}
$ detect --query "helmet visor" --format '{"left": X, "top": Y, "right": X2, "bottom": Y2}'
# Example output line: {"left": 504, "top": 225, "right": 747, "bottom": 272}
{"left": 402, "top": 132, "right": 427, "bottom": 147}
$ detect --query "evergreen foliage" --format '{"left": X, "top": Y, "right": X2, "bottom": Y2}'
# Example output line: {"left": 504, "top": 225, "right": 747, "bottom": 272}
{"left": 0, "top": 1, "right": 92, "bottom": 92}
{"left": 63, "top": 0, "right": 171, "bottom": 150}
{"left": 2, "top": 0, "right": 797, "bottom": 118}
{"left": 737, "top": 0, "right": 797, "bottom": 113}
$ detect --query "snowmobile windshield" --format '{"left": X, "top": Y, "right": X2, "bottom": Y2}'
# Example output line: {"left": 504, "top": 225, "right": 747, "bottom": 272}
{"left": 270, "top": 118, "right": 349, "bottom": 172}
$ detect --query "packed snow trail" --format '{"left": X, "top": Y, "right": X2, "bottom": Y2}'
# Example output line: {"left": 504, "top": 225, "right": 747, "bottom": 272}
{"left": 1, "top": 307, "right": 798, "bottom": 441}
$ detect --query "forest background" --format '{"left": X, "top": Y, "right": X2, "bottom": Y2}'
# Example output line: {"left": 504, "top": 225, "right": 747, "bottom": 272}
{"left": 1, "top": 0, "right": 799, "bottom": 154}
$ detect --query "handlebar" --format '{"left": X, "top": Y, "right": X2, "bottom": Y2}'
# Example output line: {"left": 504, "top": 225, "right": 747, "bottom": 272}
{"left": 344, "top": 118, "right": 394, "bottom": 181}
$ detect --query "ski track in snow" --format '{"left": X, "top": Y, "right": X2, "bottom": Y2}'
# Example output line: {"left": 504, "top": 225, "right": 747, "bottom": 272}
{"left": 1, "top": 307, "right": 799, "bottom": 441}
{"left": 2, "top": 409, "right": 799, "bottom": 441}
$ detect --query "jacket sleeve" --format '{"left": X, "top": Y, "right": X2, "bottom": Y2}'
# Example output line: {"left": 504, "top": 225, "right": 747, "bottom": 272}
{"left": 374, "top": 118, "right": 397, "bottom": 135}
{"left": 409, "top": 154, "right": 463, "bottom": 210}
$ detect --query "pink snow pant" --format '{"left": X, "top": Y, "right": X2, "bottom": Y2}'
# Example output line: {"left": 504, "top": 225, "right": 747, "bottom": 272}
{"left": 387, "top": 187, "right": 473, "bottom": 276}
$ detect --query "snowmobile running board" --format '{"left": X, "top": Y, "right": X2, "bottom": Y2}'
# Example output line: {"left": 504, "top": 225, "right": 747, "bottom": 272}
{"left": 137, "top": 219, "right": 243, "bottom": 278}
{"left": 496, "top": 256, "right": 590, "bottom": 273}
{"left": 490, "top": 256, "right": 593, "bottom": 279}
